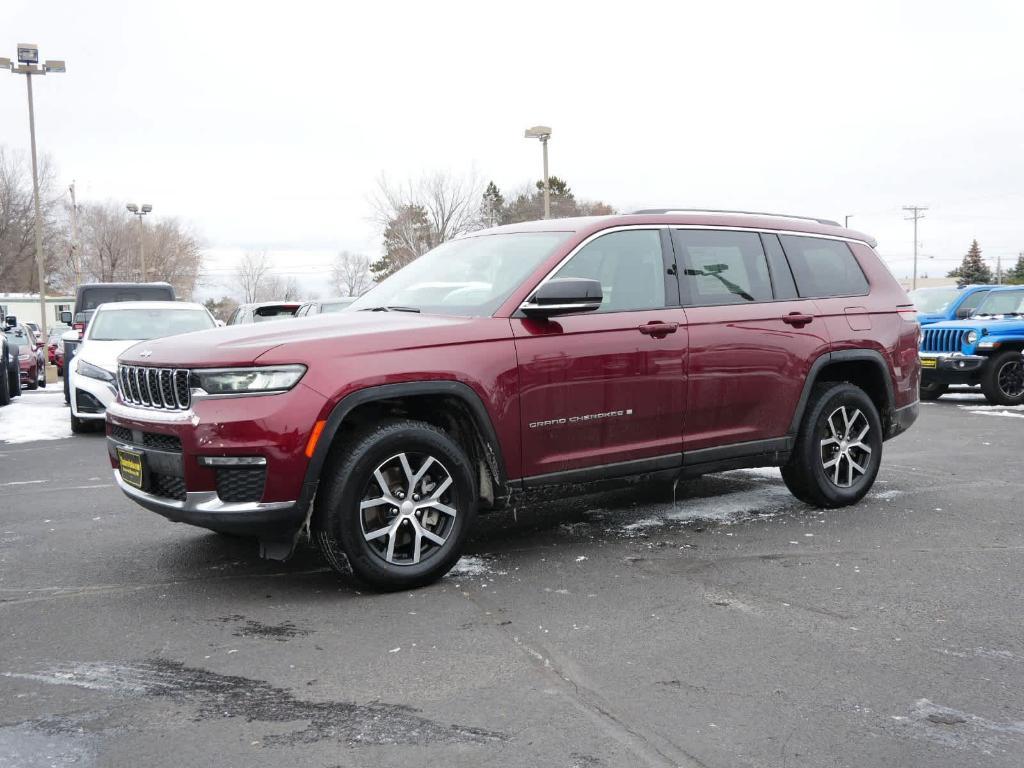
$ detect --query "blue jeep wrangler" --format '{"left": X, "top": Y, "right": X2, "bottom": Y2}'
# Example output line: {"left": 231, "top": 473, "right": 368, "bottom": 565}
{"left": 919, "top": 285, "right": 1024, "bottom": 404}
{"left": 909, "top": 284, "right": 994, "bottom": 325}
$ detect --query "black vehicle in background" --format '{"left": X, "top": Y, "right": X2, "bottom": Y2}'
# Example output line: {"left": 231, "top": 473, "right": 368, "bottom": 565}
{"left": 0, "top": 310, "right": 17, "bottom": 406}
{"left": 60, "top": 282, "right": 175, "bottom": 404}
{"left": 226, "top": 302, "right": 301, "bottom": 324}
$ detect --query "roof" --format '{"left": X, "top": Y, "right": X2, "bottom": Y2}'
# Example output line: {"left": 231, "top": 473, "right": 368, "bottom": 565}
{"left": 94, "top": 301, "right": 208, "bottom": 312}
{"left": 469, "top": 211, "right": 877, "bottom": 247}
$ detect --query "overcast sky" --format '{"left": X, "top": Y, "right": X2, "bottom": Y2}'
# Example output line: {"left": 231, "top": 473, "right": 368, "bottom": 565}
{"left": 3, "top": 0, "right": 1023, "bottom": 297}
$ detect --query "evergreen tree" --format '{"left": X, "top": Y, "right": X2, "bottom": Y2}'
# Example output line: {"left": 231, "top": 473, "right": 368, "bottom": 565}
{"left": 1007, "top": 252, "right": 1024, "bottom": 285}
{"left": 479, "top": 181, "right": 505, "bottom": 228}
{"left": 370, "top": 204, "right": 432, "bottom": 280}
{"left": 947, "top": 239, "right": 993, "bottom": 285}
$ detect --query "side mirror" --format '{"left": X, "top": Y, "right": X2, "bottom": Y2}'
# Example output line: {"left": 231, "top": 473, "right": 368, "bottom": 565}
{"left": 955, "top": 308, "right": 972, "bottom": 319}
{"left": 521, "top": 278, "right": 603, "bottom": 318}
{"left": 60, "top": 311, "right": 73, "bottom": 324}
{"left": 4, "top": 315, "right": 16, "bottom": 329}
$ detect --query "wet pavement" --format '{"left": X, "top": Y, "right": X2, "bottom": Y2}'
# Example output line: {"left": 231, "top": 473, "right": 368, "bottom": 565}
{"left": 1, "top": 388, "right": 1022, "bottom": 767}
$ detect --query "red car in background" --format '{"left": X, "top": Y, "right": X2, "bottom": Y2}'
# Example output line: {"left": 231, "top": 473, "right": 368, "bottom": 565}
{"left": 3, "top": 323, "right": 46, "bottom": 390}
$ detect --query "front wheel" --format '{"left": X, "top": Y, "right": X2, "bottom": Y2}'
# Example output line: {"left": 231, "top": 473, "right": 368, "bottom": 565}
{"left": 38, "top": 362, "right": 46, "bottom": 388}
{"left": 782, "top": 382, "right": 883, "bottom": 508}
{"left": 0, "top": 351, "right": 10, "bottom": 407}
{"left": 980, "top": 350, "right": 1024, "bottom": 406}
{"left": 70, "top": 412, "right": 89, "bottom": 434}
{"left": 316, "top": 419, "right": 478, "bottom": 591}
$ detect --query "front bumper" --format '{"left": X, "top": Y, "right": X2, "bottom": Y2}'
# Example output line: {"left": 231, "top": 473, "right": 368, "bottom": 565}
{"left": 919, "top": 353, "right": 987, "bottom": 384}
{"left": 105, "top": 382, "right": 327, "bottom": 556}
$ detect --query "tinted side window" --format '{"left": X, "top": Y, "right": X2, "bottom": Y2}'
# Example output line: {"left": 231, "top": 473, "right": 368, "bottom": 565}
{"left": 958, "top": 290, "right": 989, "bottom": 314}
{"left": 551, "top": 230, "right": 666, "bottom": 313}
{"left": 673, "top": 230, "right": 773, "bottom": 306}
{"left": 760, "top": 233, "right": 798, "bottom": 300}
{"left": 780, "top": 236, "right": 869, "bottom": 298}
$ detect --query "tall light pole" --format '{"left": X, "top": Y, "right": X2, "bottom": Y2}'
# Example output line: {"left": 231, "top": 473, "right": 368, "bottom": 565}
{"left": 524, "top": 125, "right": 552, "bottom": 219}
{"left": 68, "top": 181, "right": 81, "bottom": 289}
{"left": 844, "top": 214, "right": 853, "bottom": 228}
{"left": 903, "top": 205, "right": 928, "bottom": 291}
{"left": 126, "top": 203, "right": 153, "bottom": 281}
{"left": 2, "top": 44, "right": 67, "bottom": 339}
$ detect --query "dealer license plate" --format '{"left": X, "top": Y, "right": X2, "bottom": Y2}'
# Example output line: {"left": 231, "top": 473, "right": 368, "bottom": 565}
{"left": 117, "top": 447, "right": 144, "bottom": 488}
{"left": 920, "top": 357, "right": 938, "bottom": 369}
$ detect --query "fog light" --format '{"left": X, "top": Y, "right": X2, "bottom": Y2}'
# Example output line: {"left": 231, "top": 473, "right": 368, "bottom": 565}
{"left": 197, "top": 456, "right": 267, "bottom": 467}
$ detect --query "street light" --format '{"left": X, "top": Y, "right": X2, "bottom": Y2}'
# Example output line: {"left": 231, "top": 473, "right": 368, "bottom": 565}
{"left": 2, "top": 44, "right": 67, "bottom": 339}
{"left": 126, "top": 202, "right": 154, "bottom": 281}
{"left": 524, "top": 125, "right": 552, "bottom": 219}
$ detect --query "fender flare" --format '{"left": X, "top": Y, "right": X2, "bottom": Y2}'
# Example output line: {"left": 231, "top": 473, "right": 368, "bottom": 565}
{"left": 302, "top": 380, "right": 510, "bottom": 501}
{"left": 788, "top": 349, "right": 896, "bottom": 435}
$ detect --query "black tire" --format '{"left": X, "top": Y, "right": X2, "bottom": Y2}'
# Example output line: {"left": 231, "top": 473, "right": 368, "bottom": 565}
{"left": 782, "top": 382, "right": 883, "bottom": 508}
{"left": 980, "top": 350, "right": 1024, "bottom": 406}
{"left": 919, "top": 379, "right": 948, "bottom": 401}
{"left": 315, "top": 419, "right": 478, "bottom": 591}
{"left": 70, "top": 412, "right": 89, "bottom": 434}
{"left": 38, "top": 361, "right": 46, "bottom": 388}
{"left": 10, "top": 367, "right": 20, "bottom": 397}
{"left": 0, "top": 347, "right": 10, "bottom": 407}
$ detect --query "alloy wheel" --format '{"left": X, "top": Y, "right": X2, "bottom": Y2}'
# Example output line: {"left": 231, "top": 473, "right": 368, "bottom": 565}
{"left": 997, "top": 359, "right": 1024, "bottom": 398}
{"left": 819, "top": 406, "right": 873, "bottom": 488}
{"left": 359, "top": 452, "right": 458, "bottom": 566}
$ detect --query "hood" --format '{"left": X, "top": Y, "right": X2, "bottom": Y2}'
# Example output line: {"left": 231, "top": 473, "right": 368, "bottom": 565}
{"left": 926, "top": 315, "right": 1024, "bottom": 332}
{"left": 118, "top": 311, "right": 487, "bottom": 367}
{"left": 916, "top": 312, "right": 945, "bottom": 325}
{"left": 78, "top": 339, "right": 141, "bottom": 371}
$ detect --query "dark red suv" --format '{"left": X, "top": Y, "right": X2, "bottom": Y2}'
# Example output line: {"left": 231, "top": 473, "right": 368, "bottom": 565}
{"left": 107, "top": 211, "right": 920, "bottom": 589}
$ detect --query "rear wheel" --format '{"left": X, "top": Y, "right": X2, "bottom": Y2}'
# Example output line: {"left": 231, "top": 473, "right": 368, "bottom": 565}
{"left": 919, "top": 379, "right": 948, "bottom": 401}
{"left": 316, "top": 419, "right": 477, "bottom": 591}
{"left": 980, "top": 350, "right": 1024, "bottom": 406}
{"left": 782, "top": 382, "right": 883, "bottom": 508}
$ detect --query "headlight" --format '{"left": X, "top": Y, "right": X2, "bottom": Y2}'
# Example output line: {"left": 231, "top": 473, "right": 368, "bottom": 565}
{"left": 19, "top": 353, "right": 31, "bottom": 361}
{"left": 77, "top": 359, "right": 115, "bottom": 382}
{"left": 965, "top": 331, "right": 978, "bottom": 345}
{"left": 192, "top": 365, "right": 306, "bottom": 395}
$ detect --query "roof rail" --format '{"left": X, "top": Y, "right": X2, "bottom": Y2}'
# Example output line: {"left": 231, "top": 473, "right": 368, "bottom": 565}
{"left": 630, "top": 208, "right": 841, "bottom": 227}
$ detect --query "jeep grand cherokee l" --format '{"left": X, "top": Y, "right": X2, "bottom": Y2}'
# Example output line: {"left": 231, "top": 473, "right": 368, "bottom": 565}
{"left": 106, "top": 211, "right": 920, "bottom": 590}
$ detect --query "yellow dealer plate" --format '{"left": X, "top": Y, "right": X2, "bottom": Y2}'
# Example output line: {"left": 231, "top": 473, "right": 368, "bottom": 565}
{"left": 920, "top": 358, "right": 938, "bottom": 369}
{"left": 117, "top": 447, "right": 144, "bottom": 488}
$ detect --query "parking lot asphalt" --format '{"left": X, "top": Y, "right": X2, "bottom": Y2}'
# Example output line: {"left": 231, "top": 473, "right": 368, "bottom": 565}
{"left": 1, "top": 388, "right": 1023, "bottom": 768}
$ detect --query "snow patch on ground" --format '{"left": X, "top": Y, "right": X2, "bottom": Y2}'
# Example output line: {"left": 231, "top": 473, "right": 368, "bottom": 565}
{"left": 958, "top": 402, "right": 1024, "bottom": 419}
{"left": 0, "top": 389, "right": 72, "bottom": 444}
{"left": 447, "top": 555, "right": 496, "bottom": 578}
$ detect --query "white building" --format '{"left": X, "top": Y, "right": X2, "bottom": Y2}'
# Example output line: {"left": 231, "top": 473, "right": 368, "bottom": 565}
{"left": 0, "top": 293, "right": 74, "bottom": 328}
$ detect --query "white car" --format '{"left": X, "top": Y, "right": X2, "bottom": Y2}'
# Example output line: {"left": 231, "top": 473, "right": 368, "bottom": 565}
{"left": 69, "top": 301, "right": 216, "bottom": 433}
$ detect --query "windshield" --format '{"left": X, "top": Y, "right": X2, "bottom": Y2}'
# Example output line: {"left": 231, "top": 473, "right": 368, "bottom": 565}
{"left": 321, "top": 300, "right": 354, "bottom": 313}
{"left": 973, "top": 289, "right": 1024, "bottom": 316}
{"left": 348, "top": 232, "right": 571, "bottom": 316}
{"left": 87, "top": 308, "right": 215, "bottom": 341}
{"left": 909, "top": 287, "right": 961, "bottom": 314}
{"left": 5, "top": 329, "right": 33, "bottom": 348}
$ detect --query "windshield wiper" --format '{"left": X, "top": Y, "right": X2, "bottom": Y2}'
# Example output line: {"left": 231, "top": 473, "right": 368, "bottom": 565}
{"left": 358, "top": 305, "right": 421, "bottom": 313}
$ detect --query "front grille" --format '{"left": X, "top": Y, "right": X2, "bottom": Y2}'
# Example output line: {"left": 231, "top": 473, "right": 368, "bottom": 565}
{"left": 110, "top": 425, "right": 132, "bottom": 443}
{"left": 921, "top": 328, "right": 968, "bottom": 353}
{"left": 150, "top": 472, "right": 187, "bottom": 501}
{"left": 118, "top": 366, "right": 191, "bottom": 410}
{"left": 143, "top": 432, "right": 182, "bottom": 452}
{"left": 216, "top": 467, "right": 266, "bottom": 503}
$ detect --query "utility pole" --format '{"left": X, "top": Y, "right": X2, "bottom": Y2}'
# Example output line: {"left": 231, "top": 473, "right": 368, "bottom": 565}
{"left": 903, "top": 205, "right": 928, "bottom": 290}
{"left": 1, "top": 45, "right": 66, "bottom": 339}
{"left": 126, "top": 203, "right": 153, "bottom": 280}
{"left": 845, "top": 214, "right": 853, "bottom": 228}
{"left": 68, "top": 181, "right": 81, "bottom": 289}
{"left": 996, "top": 253, "right": 1002, "bottom": 284}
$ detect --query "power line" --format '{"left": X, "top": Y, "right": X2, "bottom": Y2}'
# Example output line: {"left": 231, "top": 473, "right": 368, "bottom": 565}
{"left": 902, "top": 205, "right": 928, "bottom": 291}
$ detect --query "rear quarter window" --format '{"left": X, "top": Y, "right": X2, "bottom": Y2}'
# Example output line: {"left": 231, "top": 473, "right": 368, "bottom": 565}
{"left": 780, "top": 236, "right": 869, "bottom": 298}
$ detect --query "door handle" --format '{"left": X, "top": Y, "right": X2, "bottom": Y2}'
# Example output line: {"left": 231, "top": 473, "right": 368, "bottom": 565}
{"left": 782, "top": 313, "right": 813, "bottom": 328}
{"left": 638, "top": 321, "right": 679, "bottom": 338}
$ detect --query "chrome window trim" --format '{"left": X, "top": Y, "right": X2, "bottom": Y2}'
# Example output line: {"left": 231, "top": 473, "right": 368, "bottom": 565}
{"left": 518, "top": 223, "right": 879, "bottom": 315}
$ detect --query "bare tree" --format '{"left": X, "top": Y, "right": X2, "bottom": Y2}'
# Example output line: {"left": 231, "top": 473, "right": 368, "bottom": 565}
{"left": 236, "top": 251, "right": 271, "bottom": 304}
{"left": 370, "top": 170, "right": 482, "bottom": 279}
{"left": 0, "top": 146, "right": 62, "bottom": 292}
{"left": 331, "top": 250, "right": 373, "bottom": 296}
